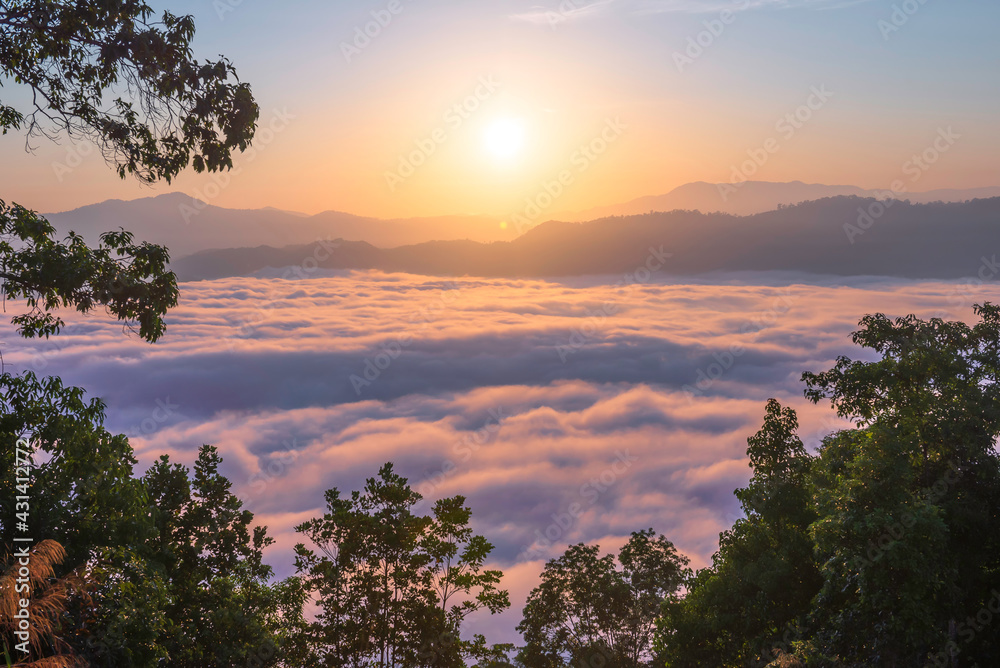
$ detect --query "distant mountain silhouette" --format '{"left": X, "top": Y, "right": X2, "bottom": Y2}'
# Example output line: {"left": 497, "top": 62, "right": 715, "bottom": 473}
{"left": 44, "top": 193, "right": 511, "bottom": 256}
{"left": 559, "top": 181, "right": 1000, "bottom": 219}
{"left": 173, "top": 196, "right": 1000, "bottom": 281}
{"left": 46, "top": 184, "right": 1000, "bottom": 258}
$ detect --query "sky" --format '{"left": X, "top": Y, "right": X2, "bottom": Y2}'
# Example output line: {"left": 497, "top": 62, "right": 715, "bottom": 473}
{"left": 1, "top": 0, "right": 998, "bottom": 218}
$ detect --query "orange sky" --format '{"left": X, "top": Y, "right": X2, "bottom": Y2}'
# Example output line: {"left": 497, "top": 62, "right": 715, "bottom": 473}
{"left": 1, "top": 0, "right": 997, "bottom": 218}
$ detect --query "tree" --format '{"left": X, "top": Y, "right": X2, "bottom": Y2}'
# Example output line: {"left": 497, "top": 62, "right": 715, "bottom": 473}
{"left": 1, "top": 0, "right": 261, "bottom": 348}
{"left": 0, "top": 373, "right": 150, "bottom": 567}
{"left": 73, "top": 545, "right": 171, "bottom": 668}
{"left": 1, "top": 201, "right": 179, "bottom": 344}
{"left": 0, "top": 371, "right": 171, "bottom": 666}
{"left": 658, "top": 400, "right": 821, "bottom": 667}
{"left": 0, "top": 393, "right": 295, "bottom": 667}
{"left": 1, "top": 0, "right": 258, "bottom": 183}
{"left": 806, "top": 425, "right": 950, "bottom": 665}
{"left": 422, "top": 496, "right": 509, "bottom": 637}
{"left": 1, "top": 0, "right": 257, "bottom": 587}
{"left": 141, "top": 445, "right": 290, "bottom": 668}
{"left": 803, "top": 305, "right": 1000, "bottom": 666}
{"left": 518, "top": 530, "right": 689, "bottom": 668}
{"left": 0, "top": 208, "right": 177, "bottom": 664}
{"left": 657, "top": 305, "right": 1000, "bottom": 667}
{"left": 1, "top": 2, "right": 260, "bottom": 663}
{"left": 293, "top": 463, "right": 510, "bottom": 667}
{"left": 1, "top": 384, "right": 295, "bottom": 667}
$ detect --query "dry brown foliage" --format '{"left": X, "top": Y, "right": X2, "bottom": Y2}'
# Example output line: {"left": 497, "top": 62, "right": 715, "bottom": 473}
{"left": 1, "top": 540, "right": 87, "bottom": 667}
{"left": 767, "top": 648, "right": 805, "bottom": 667}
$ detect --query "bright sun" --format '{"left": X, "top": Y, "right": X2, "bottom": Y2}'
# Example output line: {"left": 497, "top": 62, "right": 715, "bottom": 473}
{"left": 484, "top": 119, "right": 525, "bottom": 161}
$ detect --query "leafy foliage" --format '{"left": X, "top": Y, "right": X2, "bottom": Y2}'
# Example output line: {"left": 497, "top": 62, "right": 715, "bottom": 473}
{"left": 518, "top": 530, "right": 689, "bottom": 668}
{"left": 0, "top": 0, "right": 259, "bottom": 183}
{"left": 1, "top": 0, "right": 257, "bottom": 348}
{"left": 803, "top": 304, "right": 1000, "bottom": 666}
{"left": 142, "top": 445, "right": 291, "bottom": 668}
{"left": 0, "top": 2, "right": 274, "bottom": 666}
{"left": 1, "top": 372, "right": 292, "bottom": 667}
{"left": 293, "top": 463, "right": 510, "bottom": 667}
{"left": 1, "top": 200, "right": 178, "bottom": 342}
{"left": 658, "top": 400, "right": 821, "bottom": 667}
{"left": 659, "top": 305, "right": 1000, "bottom": 667}
{"left": 1, "top": 370, "right": 172, "bottom": 667}
{"left": 0, "top": 372, "right": 150, "bottom": 569}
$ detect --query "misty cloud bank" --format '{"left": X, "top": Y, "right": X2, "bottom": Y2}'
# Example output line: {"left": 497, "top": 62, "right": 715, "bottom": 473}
{"left": 3, "top": 270, "right": 997, "bottom": 641}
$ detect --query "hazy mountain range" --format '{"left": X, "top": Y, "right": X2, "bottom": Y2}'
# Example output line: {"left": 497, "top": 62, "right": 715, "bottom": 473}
{"left": 44, "top": 193, "right": 513, "bottom": 257}
{"left": 173, "top": 196, "right": 1000, "bottom": 281}
{"left": 43, "top": 181, "right": 1000, "bottom": 257}
{"left": 557, "top": 181, "right": 1000, "bottom": 220}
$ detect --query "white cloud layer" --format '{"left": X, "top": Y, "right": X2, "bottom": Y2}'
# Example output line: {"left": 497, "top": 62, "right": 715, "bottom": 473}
{"left": 2, "top": 269, "right": 995, "bottom": 642}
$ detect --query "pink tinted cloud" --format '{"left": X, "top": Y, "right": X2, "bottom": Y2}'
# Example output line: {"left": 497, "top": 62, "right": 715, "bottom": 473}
{"left": 0, "top": 270, "right": 996, "bottom": 643}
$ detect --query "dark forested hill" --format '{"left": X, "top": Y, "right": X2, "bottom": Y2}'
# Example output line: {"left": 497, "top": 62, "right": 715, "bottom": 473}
{"left": 172, "top": 196, "right": 1000, "bottom": 281}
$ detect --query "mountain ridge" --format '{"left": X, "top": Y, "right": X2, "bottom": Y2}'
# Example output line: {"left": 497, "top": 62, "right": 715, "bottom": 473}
{"left": 556, "top": 180, "right": 1000, "bottom": 220}
{"left": 172, "top": 195, "right": 1000, "bottom": 281}
{"left": 42, "top": 181, "right": 1000, "bottom": 257}
{"left": 43, "top": 193, "right": 513, "bottom": 256}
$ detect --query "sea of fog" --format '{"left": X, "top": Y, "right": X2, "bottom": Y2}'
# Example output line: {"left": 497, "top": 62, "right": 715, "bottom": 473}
{"left": 3, "top": 269, "right": 998, "bottom": 642}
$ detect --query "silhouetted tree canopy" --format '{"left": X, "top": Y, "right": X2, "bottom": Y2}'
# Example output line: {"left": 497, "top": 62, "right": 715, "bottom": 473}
{"left": 518, "top": 530, "right": 689, "bottom": 668}
{"left": 0, "top": 0, "right": 260, "bottom": 345}
{"left": 0, "top": 374, "right": 295, "bottom": 666}
{"left": 1, "top": 200, "right": 178, "bottom": 342}
{"left": 0, "top": 0, "right": 259, "bottom": 183}
{"left": 1, "top": 3, "right": 269, "bottom": 665}
{"left": 293, "top": 463, "right": 511, "bottom": 667}
{"left": 658, "top": 304, "right": 1000, "bottom": 667}
{"left": 658, "top": 400, "right": 821, "bottom": 666}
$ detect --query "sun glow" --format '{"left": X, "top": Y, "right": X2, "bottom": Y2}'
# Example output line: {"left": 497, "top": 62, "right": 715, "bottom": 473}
{"left": 483, "top": 118, "right": 526, "bottom": 162}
